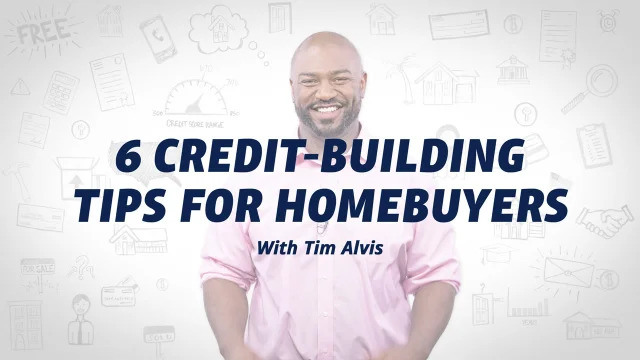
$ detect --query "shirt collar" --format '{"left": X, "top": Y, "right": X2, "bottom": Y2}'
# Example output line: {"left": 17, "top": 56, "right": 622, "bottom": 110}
{"left": 294, "top": 122, "right": 370, "bottom": 166}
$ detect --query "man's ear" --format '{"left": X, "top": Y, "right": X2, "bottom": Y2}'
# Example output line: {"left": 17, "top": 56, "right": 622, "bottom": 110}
{"left": 360, "top": 71, "right": 368, "bottom": 98}
{"left": 289, "top": 78, "right": 295, "bottom": 102}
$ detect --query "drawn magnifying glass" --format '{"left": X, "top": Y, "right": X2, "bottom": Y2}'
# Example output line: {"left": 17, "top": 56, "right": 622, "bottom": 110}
{"left": 561, "top": 64, "right": 618, "bottom": 115}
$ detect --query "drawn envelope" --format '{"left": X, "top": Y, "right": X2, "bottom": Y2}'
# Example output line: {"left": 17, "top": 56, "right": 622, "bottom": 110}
{"left": 544, "top": 257, "right": 594, "bottom": 288}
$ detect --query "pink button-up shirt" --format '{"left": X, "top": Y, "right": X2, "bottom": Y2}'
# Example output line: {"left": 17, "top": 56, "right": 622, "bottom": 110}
{"left": 200, "top": 123, "right": 461, "bottom": 360}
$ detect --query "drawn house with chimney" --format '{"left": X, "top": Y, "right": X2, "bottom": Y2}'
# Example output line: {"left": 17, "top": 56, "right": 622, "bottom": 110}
{"left": 209, "top": 16, "right": 234, "bottom": 43}
{"left": 366, "top": 4, "right": 397, "bottom": 35}
{"left": 414, "top": 62, "right": 478, "bottom": 105}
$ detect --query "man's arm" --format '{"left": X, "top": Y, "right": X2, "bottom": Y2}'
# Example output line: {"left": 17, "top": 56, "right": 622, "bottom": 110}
{"left": 407, "top": 281, "right": 456, "bottom": 358}
{"left": 375, "top": 281, "right": 456, "bottom": 360}
{"left": 203, "top": 278, "right": 258, "bottom": 360}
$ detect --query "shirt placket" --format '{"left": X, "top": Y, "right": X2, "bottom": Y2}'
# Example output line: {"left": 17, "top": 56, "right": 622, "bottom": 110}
{"left": 316, "top": 218, "right": 334, "bottom": 360}
{"left": 317, "top": 167, "right": 339, "bottom": 360}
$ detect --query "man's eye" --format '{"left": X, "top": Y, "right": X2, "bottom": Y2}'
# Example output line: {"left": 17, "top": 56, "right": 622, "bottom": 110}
{"left": 334, "top": 77, "right": 351, "bottom": 84}
{"left": 301, "top": 79, "right": 318, "bottom": 86}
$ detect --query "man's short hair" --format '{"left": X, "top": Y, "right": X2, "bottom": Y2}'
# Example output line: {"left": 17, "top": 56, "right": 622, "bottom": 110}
{"left": 72, "top": 294, "right": 90, "bottom": 306}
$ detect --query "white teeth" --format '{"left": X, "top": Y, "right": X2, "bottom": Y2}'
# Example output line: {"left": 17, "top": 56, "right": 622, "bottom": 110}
{"left": 316, "top": 106, "right": 338, "bottom": 113}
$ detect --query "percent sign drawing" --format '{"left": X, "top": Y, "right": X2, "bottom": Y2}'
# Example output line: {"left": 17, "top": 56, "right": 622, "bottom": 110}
{"left": 561, "top": 64, "right": 618, "bottom": 115}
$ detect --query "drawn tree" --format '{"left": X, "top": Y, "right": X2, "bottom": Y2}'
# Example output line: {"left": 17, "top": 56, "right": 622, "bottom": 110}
{"left": 386, "top": 55, "right": 418, "bottom": 104}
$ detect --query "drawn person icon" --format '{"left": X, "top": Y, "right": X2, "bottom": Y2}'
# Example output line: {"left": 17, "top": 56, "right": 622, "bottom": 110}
{"left": 68, "top": 294, "right": 94, "bottom": 345}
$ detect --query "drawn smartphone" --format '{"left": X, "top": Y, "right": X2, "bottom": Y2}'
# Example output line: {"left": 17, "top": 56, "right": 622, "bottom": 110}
{"left": 140, "top": 16, "right": 176, "bottom": 64}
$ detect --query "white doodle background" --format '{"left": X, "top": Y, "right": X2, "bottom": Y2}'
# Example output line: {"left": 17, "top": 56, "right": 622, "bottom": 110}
{"left": 1, "top": 0, "right": 639, "bottom": 359}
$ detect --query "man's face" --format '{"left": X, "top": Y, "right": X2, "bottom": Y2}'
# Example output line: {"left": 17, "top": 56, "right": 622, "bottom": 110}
{"left": 291, "top": 43, "right": 367, "bottom": 138}
{"left": 73, "top": 299, "right": 90, "bottom": 315}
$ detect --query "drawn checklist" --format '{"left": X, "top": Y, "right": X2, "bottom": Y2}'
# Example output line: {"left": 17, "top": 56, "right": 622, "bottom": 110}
{"left": 577, "top": 123, "right": 613, "bottom": 169}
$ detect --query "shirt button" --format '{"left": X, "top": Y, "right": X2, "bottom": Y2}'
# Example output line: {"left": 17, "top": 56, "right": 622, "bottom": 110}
{"left": 322, "top": 311, "right": 329, "bottom": 317}
{"left": 320, "top": 275, "right": 328, "bottom": 280}
{"left": 317, "top": 221, "right": 329, "bottom": 235}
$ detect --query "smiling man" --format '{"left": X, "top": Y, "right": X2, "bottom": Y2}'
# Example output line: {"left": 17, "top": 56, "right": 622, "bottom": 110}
{"left": 200, "top": 31, "right": 461, "bottom": 360}
{"left": 291, "top": 32, "right": 363, "bottom": 143}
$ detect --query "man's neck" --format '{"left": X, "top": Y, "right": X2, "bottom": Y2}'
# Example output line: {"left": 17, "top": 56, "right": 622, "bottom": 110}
{"left": 299, "top": 121, "right": 361, "bottom": 161}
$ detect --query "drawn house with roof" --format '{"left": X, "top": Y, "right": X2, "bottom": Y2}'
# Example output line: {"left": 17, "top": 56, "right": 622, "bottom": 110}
{"left": 414, "top": 62, "right": 478, "bottom": 105}
{"left": 564, "top": 312, "right": 622, "bottom": 340}
{"left": 209, "top": 16, "right": 234, "bottom": 43}
{"left": 109, "top": 225, "right": 168, "bottom": 255}
{"left": 497, "top": 55, "right": 529, "bottom": 84}
{"left": 97, "top": 5, "right": 122, "bottom": 37}
{"left": 367, "top": 4, "right": 397, "bottom": 35}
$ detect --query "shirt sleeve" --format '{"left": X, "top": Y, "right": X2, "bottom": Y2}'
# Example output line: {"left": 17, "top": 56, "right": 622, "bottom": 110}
{"left": 402, "top": 176, "right": 462, "bottom": 296}
{"left": 199, "top": 179, "right": 257, "bottom": 291}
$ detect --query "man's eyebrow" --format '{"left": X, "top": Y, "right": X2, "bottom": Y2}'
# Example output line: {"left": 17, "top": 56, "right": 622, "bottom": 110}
{"left": 297, "top": 69, "right": 353, "bottom": 78}
{"left": 330, "top": 69, "right": 352, "bottom": 76}
{"left": 298, "top": 72, "right": 318, "bottom": 78}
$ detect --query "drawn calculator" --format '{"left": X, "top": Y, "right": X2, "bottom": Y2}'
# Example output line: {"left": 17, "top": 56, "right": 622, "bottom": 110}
{"left": 43, "top": 71, "right": 79, "bottom": 115}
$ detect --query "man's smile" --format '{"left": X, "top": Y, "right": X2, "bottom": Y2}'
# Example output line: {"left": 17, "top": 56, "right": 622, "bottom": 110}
{"left": 312, "top": 103, "right": 343, "bottom": 113}
{"left": 310, "top": 103, "right": 344, "bottom": 121}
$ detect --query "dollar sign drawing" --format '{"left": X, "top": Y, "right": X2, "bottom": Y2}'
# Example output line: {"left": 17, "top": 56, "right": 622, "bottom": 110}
{"left": 599, "top": 270, "right": 618, "bottom": 290}
{"left": 504, "top": 15, "right": 522, "bottom": 34}
{"left": 510, "top": 17, "right": 517, "bottom": 32}
{"left": 156, "top": 278, "right": 168, "bottom": 291}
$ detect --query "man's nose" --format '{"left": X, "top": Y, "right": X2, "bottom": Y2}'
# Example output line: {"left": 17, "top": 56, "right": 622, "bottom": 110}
{"left": 315, "top": 81, "right": 338, "bottom": 101}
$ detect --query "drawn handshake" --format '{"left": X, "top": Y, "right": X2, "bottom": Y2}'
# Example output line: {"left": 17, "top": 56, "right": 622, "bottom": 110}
{"left": 576, "top": 205, "right": 634, "bottom": 239}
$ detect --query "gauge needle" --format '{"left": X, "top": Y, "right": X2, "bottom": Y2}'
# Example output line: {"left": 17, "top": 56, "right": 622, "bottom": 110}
{"left": 186, "top": 93, "right": 204, "bottom": 113}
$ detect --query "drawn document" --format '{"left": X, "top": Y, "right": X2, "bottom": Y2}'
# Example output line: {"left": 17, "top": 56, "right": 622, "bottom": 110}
{"left": 577, "top": 124, "right": 612, "bottom": 168}
{"left": 90, "top": 53, "right": 135, "bottom": 111}
{"left": 18, "top": 113, "right": 50, "bottom": 148}
{"left": 539, "top": 11, "right": 577, "bottom": 62}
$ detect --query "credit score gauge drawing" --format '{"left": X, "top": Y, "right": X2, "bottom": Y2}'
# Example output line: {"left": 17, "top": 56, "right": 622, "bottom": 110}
{"left": 164, "top": 79, "right": 228, "bottom": 115}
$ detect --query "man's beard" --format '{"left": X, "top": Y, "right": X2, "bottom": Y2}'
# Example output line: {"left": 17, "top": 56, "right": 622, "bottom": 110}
{"left": 295, "top": 97, "right": 362, "bottom": 138}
